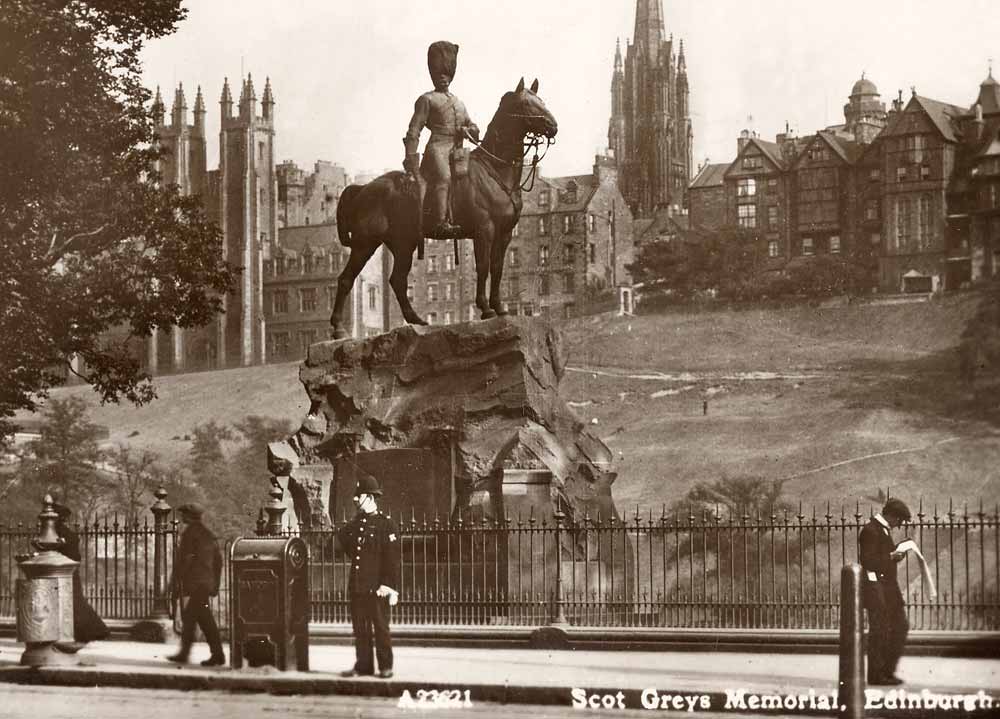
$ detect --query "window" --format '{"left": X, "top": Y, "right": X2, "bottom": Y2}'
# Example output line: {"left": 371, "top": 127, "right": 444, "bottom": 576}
{"left": 895, "top": 196, "right": 910, "bottom": 248}
{"left": 263, "top": 260, "right": 273, "bottom": 276}
{"left": 918, "top": 194, "right": 932, "bottom": 249}
{"left": 767, "top": 178, "right": 778, "bottom": 189}
{"left": 512, "top": 222, "right": 519, "bottom": 238}
{"left": 468, "top": 305, "right": 476, "bottom": 321}
{"left": 801, "top": 237, "right": 814, "bottom": 256}
{"left": 539, "top": 245, "right": 549, "bottom": 266}
{"left": 509, "top": 247, "right": 519, "bottom": 266}
{"left": 260, "top": 232, "right": 267, "bottom": 247}
{"left": 259, "top": 142, "right": 265, "bottom": 161}
{"left": 426, "top": 312, "right": 437, "bottom": 325}
{"left": 539, "top": 274, "right": 550, "bottom": 296}
{"left": 538, "top": 217, "right": 549, "bottom": 235}
{"left": 507, "top": 274, "right": 519, "bottom": 296}
{"left": 564, "top": 272, "right": 575, "bottom": 293}
{"left": 737, "top": 204, "right": 757, "bottom": 228}
{"left": 865, "top": 199, "right": 880, "bottom": 221}
{"left": 563, "top": 215, "right": 570, "bottom": 234}
{"left": 588, "top": 214, "right": 596, "bottom": 232}
{"left": 737, "top": 178, "right": 757, "bottom": 200}
{"left": 427, "top": 256, "right": 438, "bottom": 273}
{"left": 768, "top": 240, "right": 779, "bottom": 258}
{"left": 368, "top": 286, "right": 377, "bottom": 310}
{"left": 522, "top": 303, "right": 534, "bottom": 317}
{"left": 539, "top": 189, "right": 551, "bottom": 208}
{"left": 869, "top": 167, "right": 881, "bottom": 182}
{"left": 445, "top": 255, "right": 455, "bottom": 271}
{"left": 275, "top": 257, "right": 286, "bottom": 275}
{"left": 808, "top": 146, "right": 829, "bottom": 162}
{"left": 427, "top": 284, "right": 438, "bottom": 302}
{"left": 299, "top": 330, "right": 317, "bottom": 352}
{"left": 303, "top": 255, "right": 313, "bottom": 274}
{"left": 564, "top": 244, "right": 575, "bottom": 264}
{"left": 742, "top": 155, "right": 763, "bottom": 170}
{"left": 870, "top": 232, "right": 881, "bottom": 247}
{"left": 326, "top": 285, "right": 335, "bottom": 309}
{"left": 444, "top": 283, "right": 454, "bottom": 301}
{"left": 920, "top": 165, "right": 931, "bottom": 180}
{"left": 406, "top": 284, "right": 414, "bottom": 301}
{"left": 271, "top": 332, "right": 290, "bottom": 357}
{"left": 767, "top": 206, "right": 778, "bottom": 229}
{"left": 564, "top": 303, "right": 575, "bottom": 319}
{"left": 273, "top": 290, "right": 288, "bottom": 314}
{"left": 897, "top": 166, "right": 907, "bottom": 182}
{"left": 300, "top": 288, "right": 317, "bottom": 312}
{"left": 589, "top": 242, "right": 596, "bottom": 264}
{"left": 829, "top": 235, "right": 841, "bottom": 254}
{"left": 443, "top": 311, "right": 453, "bottom": 325}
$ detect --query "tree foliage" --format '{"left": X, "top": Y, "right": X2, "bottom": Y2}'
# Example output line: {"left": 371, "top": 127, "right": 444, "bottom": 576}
{"left": 959, "top": 280, "right": 1000, "bottom": 384}
{"left": 0, "top": 1, "right": 237, "bottom": 442}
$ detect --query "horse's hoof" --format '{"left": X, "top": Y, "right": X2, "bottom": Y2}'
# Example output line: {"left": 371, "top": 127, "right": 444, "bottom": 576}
{"left": 492, "top": 308, "right": 508, "bottom": 317}
{"left": 480, "top": 309, "right": 497, "bottom": 320}
{"left": 407, "top": 317, "right": 428, "bottom": 326}
{"left": 332, "top": 327, "right": 350, "bottom": 340}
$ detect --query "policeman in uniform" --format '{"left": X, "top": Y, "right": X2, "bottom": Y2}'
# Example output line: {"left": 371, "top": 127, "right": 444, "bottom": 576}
{"left": 337, "top": 474, "right": 401, "bottom": 678}
{"left": 859, "top": 497, "right": 912, "bottom": 685}
{"left": 403, "top": 40, "right": 480, "bottom": 239}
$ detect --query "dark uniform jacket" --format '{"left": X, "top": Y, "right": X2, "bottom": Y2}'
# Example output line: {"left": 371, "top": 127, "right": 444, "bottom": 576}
{"left": 171, "top": 520, "right": 222, "bottom": 597}
{"left": 404, "top": 90, "right": 476, "bottom": 181}
{"left": 336, "top": 511, "right": 401, "bottom": 595}
{"left": 859, "top": 517, "right": 903, "bottom": 603}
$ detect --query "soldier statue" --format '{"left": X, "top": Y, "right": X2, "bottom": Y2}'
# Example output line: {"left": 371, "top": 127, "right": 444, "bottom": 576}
{"left": 403, "top": 40, "right": 480, "bottom": 239}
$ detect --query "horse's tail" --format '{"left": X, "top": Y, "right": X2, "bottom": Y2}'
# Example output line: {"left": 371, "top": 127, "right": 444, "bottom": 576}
{"left": 336, "top": 184, "right": 363, "bottom": 247}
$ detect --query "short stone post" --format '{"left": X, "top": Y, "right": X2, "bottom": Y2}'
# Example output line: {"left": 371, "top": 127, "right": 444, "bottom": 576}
{"left": 16, "top": 494, "right": 78, "bottom": 666}
{"left": 838, "top": 564, "right": 866, "bottom": 719}
{"left": 265, "top": 482, "right": 287, "bottom": 535}
{"left": 131, "top": 486, "right": 173, "bottom": 642}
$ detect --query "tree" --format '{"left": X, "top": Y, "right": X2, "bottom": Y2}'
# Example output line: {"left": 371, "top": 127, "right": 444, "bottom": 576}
{"left": 0, "top": 1, "right": 238, "bottom": 443}
{"left": 106, "top": 443, "right": 158, "bottom": 526}
{"left": 22, "top": 396, "right": 107, "bottom": 518}
{"left": 626, "top": 227, "right": 758, "bottom": 304}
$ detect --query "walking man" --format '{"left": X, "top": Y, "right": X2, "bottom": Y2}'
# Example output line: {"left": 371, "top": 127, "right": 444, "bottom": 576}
{"left": 859, "top": 497, "right": 913, "bottom": 685}
{"left": 167, "top": 503, "right": 225, "bottom": 667}
{"left": 337, "top": 474, "right": 400, "bottom": 678}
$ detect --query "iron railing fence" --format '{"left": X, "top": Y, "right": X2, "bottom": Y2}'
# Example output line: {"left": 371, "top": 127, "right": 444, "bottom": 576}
{"left": 1, "top": 502, "right": 997, "bottom": 632}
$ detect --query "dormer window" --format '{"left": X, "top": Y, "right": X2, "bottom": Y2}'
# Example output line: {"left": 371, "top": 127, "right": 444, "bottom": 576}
{"left": 742, "top": 155, "right": 763, "bottom": 170}
{"left": 539, "top": 189, "right": 551, "bottom": 208}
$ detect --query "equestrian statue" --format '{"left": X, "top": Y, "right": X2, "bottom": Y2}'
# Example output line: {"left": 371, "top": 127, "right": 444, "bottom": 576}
{"left": 330, "top": 40, "right": 558, "bottom": 339}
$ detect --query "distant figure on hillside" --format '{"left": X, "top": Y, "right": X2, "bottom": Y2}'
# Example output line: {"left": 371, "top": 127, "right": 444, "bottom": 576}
{"left": 167, "top": 503, "right": 225, "bottom": 667}
{"left": 859, "top": 497, "right": 913, "bottom": 686}
{"left": 53, "top": 503, "right": 110, "bottom": 652}
{"left": 336, "top": 473, "right": 400, "bottom": 679}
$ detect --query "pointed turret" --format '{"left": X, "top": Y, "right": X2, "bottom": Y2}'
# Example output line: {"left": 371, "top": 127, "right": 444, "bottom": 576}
{"left": 220, "top": 77, "right": 233, "bottom": 119}
{"left": 633, "top": 0, "right": 665, "bottom": 65}
{"left": 239, "top": 73, "right": 257, "bottom": 119}
{"left": 614, "top": 38, "right": 623, "bottom": 73}
{"left": 973, "top": 65, "right": 1000, "bottom": 115}
{"left": 193, "top": 85, "right": 206, "bottom": 135}
{"left": 171, "top": 83, "right": 187, "bottom": 127}
{"left": 152, "top": 85, "right": 165, "bottom": 127}
{"left": 262, "top": 76, "right": 275, "bottom": 121}
{"left": 677, "top": 39, "right": 687, "bottom": 74}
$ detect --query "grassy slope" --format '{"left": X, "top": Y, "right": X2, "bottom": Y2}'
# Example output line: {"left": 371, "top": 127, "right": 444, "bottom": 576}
{"left": 28, "top": 292, "right": 1000, "bottom": 513}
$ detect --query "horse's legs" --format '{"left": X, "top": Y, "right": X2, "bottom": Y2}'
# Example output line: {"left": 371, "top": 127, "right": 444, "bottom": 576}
{"left": 488, "top": 230, "right": 513, "bottom": 316}
{"left": 330, "top": 240, "right": 379, "bottom": 339}
{"left": 472, "top": 221, "right": 496, "bottom": 320}
{"left": 387, "top": 242, "right": 426, "bottom": 326}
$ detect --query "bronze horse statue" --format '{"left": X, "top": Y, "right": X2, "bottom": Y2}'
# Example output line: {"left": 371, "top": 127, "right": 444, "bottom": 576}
{"left": 330, "top": 78, "right": 558, "bottom": 339}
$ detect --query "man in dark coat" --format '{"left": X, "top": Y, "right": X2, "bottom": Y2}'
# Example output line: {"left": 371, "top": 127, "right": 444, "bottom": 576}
{"left": 403, "top": 40, "right": 479, "bottom": 239}
{"left": 336, "top": 474, "right": 401, "bottom": 678}
{"left": 859, "top": 497, "right": 913, "bottom": 685}
{"left": 167, "top": 503, "right": 225, "bottom": 666}
{"left": 53, "top": 503, "right": 109, "bottom": 650}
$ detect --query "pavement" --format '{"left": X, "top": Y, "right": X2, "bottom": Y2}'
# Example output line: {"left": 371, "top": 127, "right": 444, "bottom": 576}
{"left": 0, "top": 637, "right": 998, "bottom": 716}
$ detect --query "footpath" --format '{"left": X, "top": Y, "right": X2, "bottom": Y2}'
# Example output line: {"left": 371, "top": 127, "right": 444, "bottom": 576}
{"left": 0, "top": 637, "right": 998, "bottom": 716}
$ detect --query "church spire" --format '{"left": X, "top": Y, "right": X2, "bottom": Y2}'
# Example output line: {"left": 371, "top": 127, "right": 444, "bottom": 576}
{"left": 614, "top": 38, "right": 623, "bottom": 73}
{"left": 633, "top": 0, "right": 665, "bottom": 63}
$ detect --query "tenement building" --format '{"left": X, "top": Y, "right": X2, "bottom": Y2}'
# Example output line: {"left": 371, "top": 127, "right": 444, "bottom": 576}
{"left": 609, "top": 0, "right": 693, "bottom": 218}
{"left": 688, "top": 70, "right": 1000, "bottom": 293}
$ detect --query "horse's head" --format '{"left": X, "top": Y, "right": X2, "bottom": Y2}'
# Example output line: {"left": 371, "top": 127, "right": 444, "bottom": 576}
{"left": 500, "top": 77, "right": 558, "bottom": 140}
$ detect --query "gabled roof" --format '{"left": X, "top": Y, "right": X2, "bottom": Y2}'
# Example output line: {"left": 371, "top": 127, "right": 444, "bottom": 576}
{"left": 911, "top": 95, "right": 967, "bottom": 143}
{"left": 689, "top": 162, "right": 728, "bottom": 189}
{"left": 277, "top": 223, "right": 340, "bottom": 255}
{"left": 521, "top": 174, "right": 598, "bottom": 214}
{"left": 822, "top": 131, "right": 863, "bottom": 163}
{"left": 634, "top": 210, "right": 689, "bottom": 243}
{"left": 725, "top": 137, "right": 786, "bottom": 178}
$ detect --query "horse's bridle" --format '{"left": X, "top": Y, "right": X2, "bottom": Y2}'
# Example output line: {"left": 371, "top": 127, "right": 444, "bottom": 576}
{"left": 466, "top": 109, "right": 555, "bottom": 192}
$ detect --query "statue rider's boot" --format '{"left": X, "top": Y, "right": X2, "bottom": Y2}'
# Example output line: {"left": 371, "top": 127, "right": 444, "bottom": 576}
{"left": 428, "top": 183, "right": 460, "bottom": 239}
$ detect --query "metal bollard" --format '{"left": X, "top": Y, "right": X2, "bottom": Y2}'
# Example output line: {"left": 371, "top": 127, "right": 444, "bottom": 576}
{"left": 838, "top": 564, "right": 865, "bottom": 719}
{"left": 16, "top": 494, "right": 78, "bottom": 666}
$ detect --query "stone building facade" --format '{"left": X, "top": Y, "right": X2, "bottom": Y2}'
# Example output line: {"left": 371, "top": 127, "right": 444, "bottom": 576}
{"left": 688, "top": 71, "right": 1000, "bottom": 293}
{"left": 609, "top": 0, "right": 693, "bottom": 218}
{"left": 276, "top": 160, "right": 349, "bottom": 228}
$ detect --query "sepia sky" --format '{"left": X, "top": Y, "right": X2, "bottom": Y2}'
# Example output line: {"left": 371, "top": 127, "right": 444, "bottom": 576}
{"left": 140, "top": 0, "right": 998, "bottom": 180}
